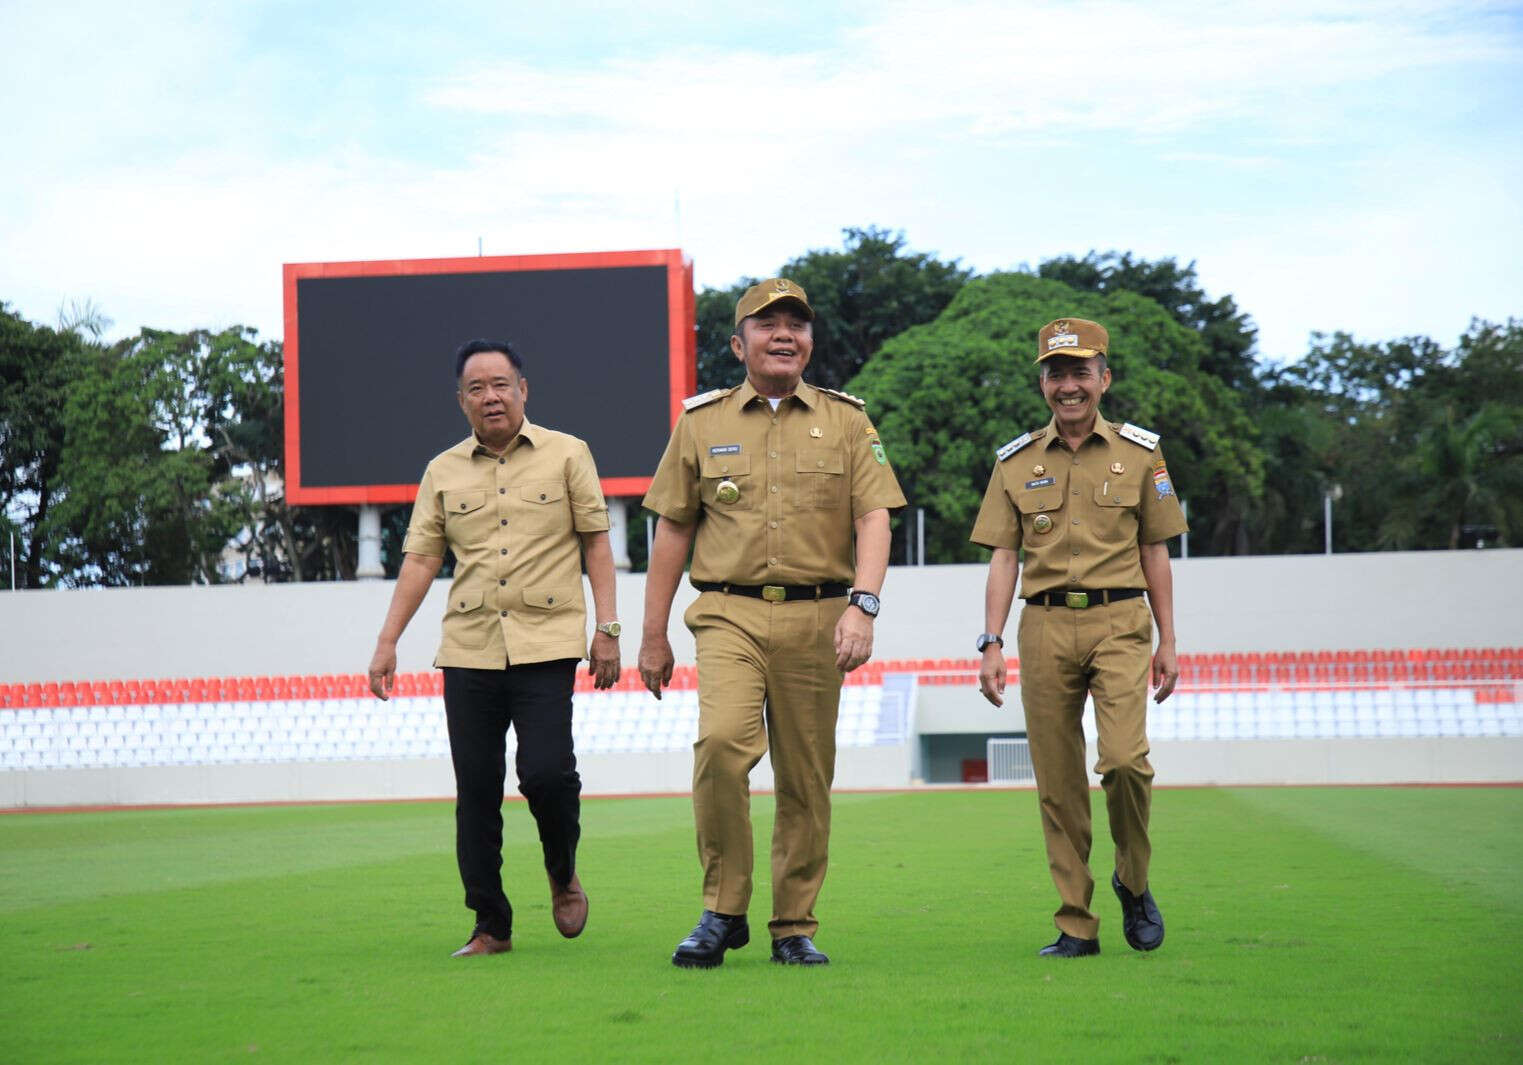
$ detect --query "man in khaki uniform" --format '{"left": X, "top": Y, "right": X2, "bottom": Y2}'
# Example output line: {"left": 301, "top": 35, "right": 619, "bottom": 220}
{"left": 639, "top": 278, "right": 905, "bottom": 968}
{"left": 971, "top": 317, "right": 1187, "bottom": 958}
{"left": 367, "top": 338, "right": 622, "bottom": 958}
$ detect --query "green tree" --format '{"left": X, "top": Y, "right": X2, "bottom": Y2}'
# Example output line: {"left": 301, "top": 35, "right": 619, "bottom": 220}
{"left": 694, "top": 227, "right": 972, "bottom": 393}
{"left": 846, "top": 272, "right": 1264, "bottom": 563}
{"left": 0, "top": 304, "right": 89, "bottom": 587}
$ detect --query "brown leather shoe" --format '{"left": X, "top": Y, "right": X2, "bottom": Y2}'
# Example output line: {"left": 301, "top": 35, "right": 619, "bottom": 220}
{"left": 548, "top": 871, "right": 589, "bottom": 938}
{"left": 451, "top": 931, "right": 512, "bottom": 957}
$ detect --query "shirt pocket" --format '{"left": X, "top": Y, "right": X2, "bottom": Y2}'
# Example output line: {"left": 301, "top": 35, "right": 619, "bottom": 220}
{"left": 517, "top": 585, "right": 581, "bottom": 644}
{"left": 517, "top": 481, "right": 569, "bottom": 534}
{"left": 441, "top": 587, "right": 494, "bottom": 650}
{"left": 442, "top": 489, "right": 492, "bottom": 545}
{"left": 1015, "top": 487, "right": 1063, "bottom": 539}
{"left": 1092, "top": 484, "right": 1141, "bottom": 540}
{"left": 700, "top": 453, "right": 753, "bottom": 511}
{"left": 794, "top": 448, "right": 845, "bottom": 509}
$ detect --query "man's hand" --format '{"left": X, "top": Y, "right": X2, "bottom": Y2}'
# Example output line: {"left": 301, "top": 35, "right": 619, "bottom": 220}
{"left": 368, "top": 642, "right": 397, "bottom": 701}
{"left": 1152, "top": 641, "right": 1179, "bottom": 703}
{"left": 978, "top": 646, "right": 1007, "bottom": 707}
{"left": 589, "top": 631, "right": 620, "bottom": 690}
{"left": 834, "top": 605, "right": 874, "bottom": 673}
{"left": 638, "top": 633, "right": 675, "bottom": 699}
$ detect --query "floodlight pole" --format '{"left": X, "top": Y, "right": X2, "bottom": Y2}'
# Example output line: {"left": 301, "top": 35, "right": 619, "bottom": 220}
{"left": 1180, "top": 499, "right": 1189, "bottom": 559}
{"left": 356, "top": 505, "right": 384, "bottom": 579}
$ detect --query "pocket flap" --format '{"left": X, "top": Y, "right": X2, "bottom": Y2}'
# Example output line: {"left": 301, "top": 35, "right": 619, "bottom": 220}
{"left": 796, "top": 449, "right": 844, "bottom": 474}
{"left": 1095, "top": 485, "right": 1141, "bottom": 507}
{"left": 1016, "top": 488, "right": 1063, "bottom": 513}
{"left": 700, "top": 453, "right": 751, "bottom": 478}
{"left": 450, "top": 588, "right": 484, "bottom": 613}
{"left": 444, "top": 490, "right": 487, "bottom": 515}
{"left": 521, "top": 586, "right": 573, "bottom": 610}
{"left": 520, "top": 482, "right": 565, "bottom": 504}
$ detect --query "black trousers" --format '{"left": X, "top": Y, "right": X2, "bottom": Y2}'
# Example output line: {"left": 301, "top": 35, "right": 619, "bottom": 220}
{"left": 442, "top": 660, "right": 581, "bottom": 939}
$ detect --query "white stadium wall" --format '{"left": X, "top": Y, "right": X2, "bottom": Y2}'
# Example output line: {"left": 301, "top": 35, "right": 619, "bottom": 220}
{"left": 2, "top": 549, "right": 1520, "bottom": 806}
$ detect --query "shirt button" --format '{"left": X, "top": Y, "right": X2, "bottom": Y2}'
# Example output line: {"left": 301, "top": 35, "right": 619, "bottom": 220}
{"left": 768, "top": 558, "right": 778, "bottom": 566}
{"left": 498, "top": 487, "right": 505, "bottom": 494}
{"left": 1113, "top": 497, "right": 1122, "bottom": 503}
{"left": 500, "top": 519, "right": 507, "bottom": 526}
{"left": 769, "top": 451, "right": 778, "bottom": 459}
{"left": 1072, "top": 548, "right": 1080, "bottom": 556}
{"left": 770, "top": 485, "right": 778, "bottom": 493}
{"left": 816, "top": 460, "right": 824, "bottom": 468}
{"left": 1072, "top": 490, "right": 1080, "bottom": 497}
{"left": 1072, "top": 520, "right": 1080, "bottom": 525}
{"left": 499, "top": 458, "right": 505, "bottom": 465}
{"left": 769, "top": 521, "right": 778, "bottom": 529}
{"left": 500, "top": 548, "right": 507, "bottom": 556}
{"left": 1069, "top": 576, "right": 1079, "bottom": 583}
{"left": 499, "top": 579, "right": 506, "bottom": 586}
{"left": 500, "top": 610, "right": 507, "bottom": 617}
{"left": 539, "top": 493, "right": 546, "bottom": 501}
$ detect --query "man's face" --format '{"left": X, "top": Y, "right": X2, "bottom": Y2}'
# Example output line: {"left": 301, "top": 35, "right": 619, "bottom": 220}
{"left": 1039, "top": 354, "right": 1110, "bottom": 433}
{"left": 457, "top": 351, "right": 528, "bottom": 446}
{"left": 730, "top": 304, "right": 814, "bottom": 395}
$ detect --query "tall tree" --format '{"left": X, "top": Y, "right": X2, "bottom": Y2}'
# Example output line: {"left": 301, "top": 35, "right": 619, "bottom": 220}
{"left": 0, "top": 305, "right": 88, "bottom": 587}
{"left": 693, "top": 227, "right": 972, "bottom": 393}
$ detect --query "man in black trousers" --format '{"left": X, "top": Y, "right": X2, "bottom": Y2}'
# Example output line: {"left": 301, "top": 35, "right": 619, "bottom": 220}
{"left": 368, "top": 338, "right": 622, "bottom": 956}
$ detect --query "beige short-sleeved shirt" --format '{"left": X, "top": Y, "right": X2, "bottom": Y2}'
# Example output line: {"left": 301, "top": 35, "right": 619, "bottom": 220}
{"left": 403, "top": 421, "right": 610, "bottom": 668}
{"left": 642, "top": 379, "right": 906, "bottom": 585}
{"left": 969, "top": 415, "right": 1188, "bottom": 599}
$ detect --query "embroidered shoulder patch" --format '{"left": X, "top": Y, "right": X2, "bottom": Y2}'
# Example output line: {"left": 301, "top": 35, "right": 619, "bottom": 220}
{"left": 1116, "top": 422, "right": 1160, "bottom": 450}
{"left": 997, "top": 432, "right": 1036, "bottom": 461}
{"left": 817, "top": 386, "right": 866, "bottom": 408}
{"left": 683, "top": 388, "right": 731, "bottom": 411}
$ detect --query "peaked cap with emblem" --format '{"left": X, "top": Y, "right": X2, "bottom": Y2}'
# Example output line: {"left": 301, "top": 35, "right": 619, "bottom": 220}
{"left": 1036, "top": 317, "right": 1108, "bottom": 364}
{"left": 734, "top": 277, "right": 815, "bottom": 326}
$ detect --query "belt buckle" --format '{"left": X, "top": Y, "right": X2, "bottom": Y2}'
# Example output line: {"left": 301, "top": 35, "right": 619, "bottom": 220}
{"left": 1065, "top": 591, "right": 1089, "bottom": 609}
{"left": 761, "top": 585, "right": 787, "bottom": 603}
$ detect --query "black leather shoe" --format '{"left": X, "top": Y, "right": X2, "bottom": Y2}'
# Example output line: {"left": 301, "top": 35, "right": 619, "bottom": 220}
{"left": 1039, "top": 932, "right": 1100, "bottom": 958}
{"left": 672, "top": 910, "right": 749, "bottom": 969}
{"left": 771, "top": 935, "right": 830, "bottom": 965}
{"left": 1112, "top": 871, "right": 1165, "bottom": 951}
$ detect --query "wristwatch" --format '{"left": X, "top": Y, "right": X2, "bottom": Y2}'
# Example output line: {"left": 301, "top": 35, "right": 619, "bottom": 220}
{"left": 976, "top": 633, "right": 1004, "bottom": 652}
{"left": 596, "top": 621, "right": 622, "bottom": 637}
{"left": 848, "top": 591, "right": 880, "bottom": 618}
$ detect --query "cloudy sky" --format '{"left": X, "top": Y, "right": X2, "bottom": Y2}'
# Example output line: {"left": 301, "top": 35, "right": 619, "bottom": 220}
{"left": 3, "top": 0, "right": 1519, "bottom": 363}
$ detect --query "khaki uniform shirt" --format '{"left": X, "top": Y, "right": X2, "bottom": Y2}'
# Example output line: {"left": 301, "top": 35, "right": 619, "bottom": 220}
{"left": 969, "top": 414, "right": 1188, "bottom": 598}
{"left": 403, "top": 421, "right": 609, "bottom": 668}
{"left": 642, "top": 379, "right": 906, "bottom": 585}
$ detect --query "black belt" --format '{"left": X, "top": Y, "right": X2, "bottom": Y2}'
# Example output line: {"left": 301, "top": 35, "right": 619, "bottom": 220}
{"left": 692, "top": 580, "right": 849, "bottom": 603}
{"left": 1025, "top": 588, "right": 1146, "bottom": 608}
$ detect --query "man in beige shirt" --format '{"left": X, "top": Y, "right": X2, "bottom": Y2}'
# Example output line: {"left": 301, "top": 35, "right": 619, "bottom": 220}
{"left": 368, "top": 338, "right": 621, "bottom": 958}
{"left": 640, "top": 279, "right": 906, "bottom": 968}
{"left": 970, "top": 317, "right": 1188, "bottom": 959}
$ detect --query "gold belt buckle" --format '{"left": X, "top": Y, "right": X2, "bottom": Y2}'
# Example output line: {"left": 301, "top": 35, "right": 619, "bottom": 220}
{"left": 761, "top": 585, "right": 787, "bottom": 603}
{"left": 1065, "top": 591, "right": 1089, "bottom": 609}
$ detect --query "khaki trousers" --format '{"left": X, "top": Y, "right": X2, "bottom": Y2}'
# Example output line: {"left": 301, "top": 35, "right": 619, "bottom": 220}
{"left": 1017, "top": 595, "right": 1155, "bottom": 940}
{"left": 684, "top": 590, "right": 848, "bottom": 939}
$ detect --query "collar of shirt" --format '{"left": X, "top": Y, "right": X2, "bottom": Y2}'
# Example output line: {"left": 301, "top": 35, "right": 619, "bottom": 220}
{"left": 453, "top": 419, "right": 547, "bottom": 460}
{"left": 1040, "top": 411, "right": 1118, "bottom": 452}
{"left": 733, "top": 378, "right": 821, "bottom": 412}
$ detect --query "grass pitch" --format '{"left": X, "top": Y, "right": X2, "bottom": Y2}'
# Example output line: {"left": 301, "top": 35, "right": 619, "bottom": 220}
{"left": 3, "top": 786, "right": 1520, "bottom": 1064}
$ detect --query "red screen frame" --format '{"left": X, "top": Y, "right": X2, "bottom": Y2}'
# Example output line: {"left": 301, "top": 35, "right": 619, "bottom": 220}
{"left": 282, "top": 248, "right": 696, "bottom": 505}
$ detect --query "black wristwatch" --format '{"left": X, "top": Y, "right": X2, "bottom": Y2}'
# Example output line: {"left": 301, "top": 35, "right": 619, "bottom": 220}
{"left": 848, "top": 590, "right": 881, "bottom": 618}
{"left": 976, "top": 633, "right": 1004, "bottom": 652}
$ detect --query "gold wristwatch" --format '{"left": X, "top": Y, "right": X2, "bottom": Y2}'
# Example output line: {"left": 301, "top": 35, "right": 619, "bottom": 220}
{"left": 596, "top": 621, "right": 622, "bottom": 637}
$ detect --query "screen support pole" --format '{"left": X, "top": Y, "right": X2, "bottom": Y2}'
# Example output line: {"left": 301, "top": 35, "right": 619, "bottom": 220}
{"left": 356, "top": 505, "right": 385, "bottom": 579}
{"left": 608, "top": 497, "right": 632, "bottom": 572}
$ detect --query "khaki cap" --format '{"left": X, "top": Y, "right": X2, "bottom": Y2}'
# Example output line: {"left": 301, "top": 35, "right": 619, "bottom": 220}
{"left": 1036, "top": 317, "right": 1108, "bottom": 363}
{"left": 734, "top": 278, "right": 814, "bottom": 326}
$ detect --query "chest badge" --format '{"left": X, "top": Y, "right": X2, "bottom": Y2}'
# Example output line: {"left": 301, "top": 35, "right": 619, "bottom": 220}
{"left": 1032, "top": 514, "right": 1053, "bottom": 533}
{"left": 715, "top": 480, "right": 741, "bottom": 505}
{"left": 810, "top": 426, "right": 822, "bottom": 438}
{"left": 1110, "top": 462, "right": 1125, "bottom": 475}
{"left": 1032, "top": 464, "right": 1045, "bottom": 476}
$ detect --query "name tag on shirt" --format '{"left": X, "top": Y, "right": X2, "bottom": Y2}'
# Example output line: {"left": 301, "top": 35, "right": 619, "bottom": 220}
{"left": 1025, "top": 477, "right": 1056, "bottom": 489}
{"left": 710, "top": 444, "right": 742, "bottom": 455}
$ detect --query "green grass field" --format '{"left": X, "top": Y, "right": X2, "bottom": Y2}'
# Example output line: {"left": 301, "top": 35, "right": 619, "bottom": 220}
{"left": 3, "top": 787, "right": 1521, "bottom": 1064}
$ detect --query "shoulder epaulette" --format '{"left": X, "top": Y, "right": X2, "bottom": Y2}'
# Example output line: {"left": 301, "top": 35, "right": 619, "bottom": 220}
{"left": 997, "top": 428, "right": 1046, "bottom": 461}
{"left": 816, "top": 386, "right": 866, "bottom": 409}
{"left": 682, "top": 387, "right": 733, "bottom": 412}
{"left": 1115, "top": 422, "right": 1160, "bottom": 451}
